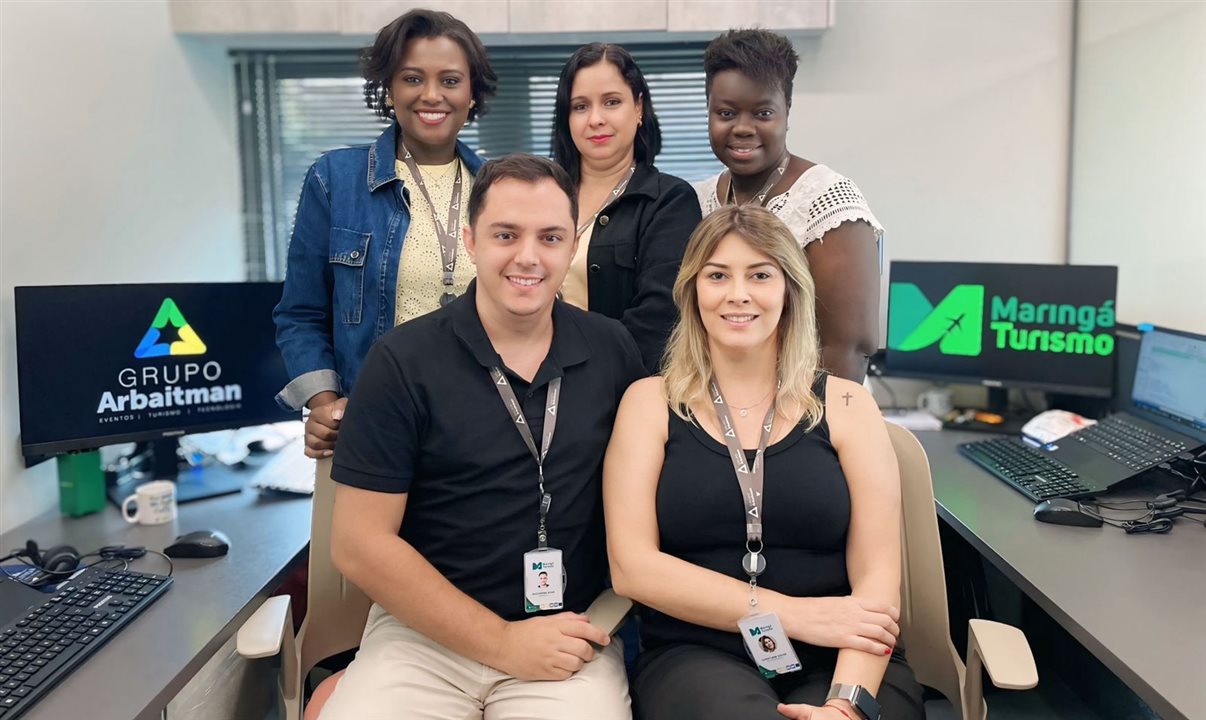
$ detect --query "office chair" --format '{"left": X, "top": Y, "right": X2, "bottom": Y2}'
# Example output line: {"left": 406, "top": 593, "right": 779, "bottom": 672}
{"left": 886, "top": 422, "right": 1038, "bottom": 718}
{"left": 236, "top": 458, "right": 370, "bottom": 720}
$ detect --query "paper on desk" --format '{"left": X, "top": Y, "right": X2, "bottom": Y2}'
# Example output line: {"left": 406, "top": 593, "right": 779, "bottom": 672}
{"left": 883, "top": 409, "right": 943, "bottom": 431}
{"left": 1021, "top": 409, "right": 1096, "bottom": 445}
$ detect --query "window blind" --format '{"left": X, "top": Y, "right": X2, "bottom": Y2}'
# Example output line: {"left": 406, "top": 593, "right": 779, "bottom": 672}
{"left": 235, "top": 44, "right": 719, "bottom": 280}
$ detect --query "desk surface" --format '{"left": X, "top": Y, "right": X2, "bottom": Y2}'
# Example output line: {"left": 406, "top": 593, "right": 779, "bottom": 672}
{"left": 919, "top": 430, "right": 1205, "bottom": 720}
{"left": 0, "top": 487, "right": 311, "bottom": 720}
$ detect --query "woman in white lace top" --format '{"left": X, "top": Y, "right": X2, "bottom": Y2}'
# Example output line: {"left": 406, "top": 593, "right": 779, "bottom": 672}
{"left": 695, "top": 29, "right": 882, "bottom": 382}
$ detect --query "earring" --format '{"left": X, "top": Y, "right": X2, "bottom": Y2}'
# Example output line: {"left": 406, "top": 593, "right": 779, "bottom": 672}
{"left": 384, "top": 95, "right": 393, "bottom": 108}
{"left": 470, "top": 99, "right": 477, "bottom": 109}
{"left": 638, "top": 117, "right": 644, "bottom": 126}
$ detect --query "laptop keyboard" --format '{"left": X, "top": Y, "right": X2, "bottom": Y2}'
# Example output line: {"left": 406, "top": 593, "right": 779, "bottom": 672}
{"left": 1068, "top": 416, "right": 1188, "bottom": 471}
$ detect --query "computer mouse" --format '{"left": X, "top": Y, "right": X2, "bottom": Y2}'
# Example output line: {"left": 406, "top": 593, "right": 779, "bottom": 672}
{"left": 1033, "top": 498, "right": 1103, "bottom": 527}
{"left": 164, "top": 529, "right": 231, "bottom": 558}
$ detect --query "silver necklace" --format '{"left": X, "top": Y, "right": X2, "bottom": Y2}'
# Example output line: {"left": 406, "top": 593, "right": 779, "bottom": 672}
{"left": 729, "top": 386, "right": 776, "bottom": 417}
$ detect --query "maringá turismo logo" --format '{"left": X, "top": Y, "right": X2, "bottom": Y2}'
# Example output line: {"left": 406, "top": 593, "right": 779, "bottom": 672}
{"left": 888, "top": 283, "right": 985, "bottom": 357}
{"left": 133, "top": 298, "right": 207, "bottom": 359}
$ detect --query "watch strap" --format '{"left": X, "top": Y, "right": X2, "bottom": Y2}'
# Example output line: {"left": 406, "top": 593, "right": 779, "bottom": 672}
{"left": 826, "top": 683, "right": 881, "bottom": 720}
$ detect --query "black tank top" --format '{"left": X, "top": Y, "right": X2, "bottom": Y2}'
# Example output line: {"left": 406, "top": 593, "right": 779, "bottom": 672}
{"left": 641, "top": 375, "right": 852, "bottom": 662}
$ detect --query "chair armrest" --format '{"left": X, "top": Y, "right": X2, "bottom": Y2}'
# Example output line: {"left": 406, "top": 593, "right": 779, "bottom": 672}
{"left": 961, "top": 619, "right": 1038, "bottom": 720}
{"left": 968, "top": 619, "right": 1038, "bottom": 689}
{"left": 237, "top": 595, "right": 293, "bottom": 659}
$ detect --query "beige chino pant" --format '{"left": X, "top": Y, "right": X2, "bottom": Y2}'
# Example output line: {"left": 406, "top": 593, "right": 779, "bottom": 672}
{"left": 318, "top": 603, "right": 632, "bottom": 720}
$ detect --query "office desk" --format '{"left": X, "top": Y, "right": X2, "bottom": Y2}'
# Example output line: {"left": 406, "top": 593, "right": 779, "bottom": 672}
{"left": 918, "top": 430, "right": 1205, "bottom": 720}
{"left": 0, "top": 488, "right": 311, "bottom": 720}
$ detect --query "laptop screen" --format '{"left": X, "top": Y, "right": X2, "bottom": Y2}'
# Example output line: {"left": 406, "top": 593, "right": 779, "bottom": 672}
{"left": 1131, "top": 328, "right": 1206, "bottom": 433}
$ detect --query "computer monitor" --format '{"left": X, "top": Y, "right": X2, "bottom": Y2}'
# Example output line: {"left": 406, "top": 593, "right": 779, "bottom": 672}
{"left": 15, "top": 282, "right": 293, "bottom": 461}
{"left": 885, "top": 261, "right": 1119, "bottom": 403}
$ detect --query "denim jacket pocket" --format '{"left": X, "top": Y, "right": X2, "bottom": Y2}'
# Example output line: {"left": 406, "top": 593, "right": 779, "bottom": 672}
{"left": 329, "top": 227, "right": 371, "bottom": 325}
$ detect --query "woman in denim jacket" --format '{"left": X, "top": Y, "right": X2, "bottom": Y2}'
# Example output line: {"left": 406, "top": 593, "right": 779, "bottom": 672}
{"left": 273, "top": 9, "right": 497, "bottom": 457}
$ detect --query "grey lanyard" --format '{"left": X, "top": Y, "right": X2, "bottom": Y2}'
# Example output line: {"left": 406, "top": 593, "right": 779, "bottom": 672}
{"left": 400, "top": 144, "right": 464, "bottom": 307}
{"left": 710, "top": 379, "right": 775, "bottom": 604}
{"left": 575, "top": 162, "right": 637, "bottom": 238}
{"left": 723, "top": 152, "right": 790, "bottom": 207}
{"left": 490, "top": 369, "right": 562, "bottom": 548}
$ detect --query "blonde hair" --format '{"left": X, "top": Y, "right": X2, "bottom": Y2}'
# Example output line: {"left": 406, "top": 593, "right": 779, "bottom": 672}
{"left": 662, "top": 204, "right": 824, "bottom": 430}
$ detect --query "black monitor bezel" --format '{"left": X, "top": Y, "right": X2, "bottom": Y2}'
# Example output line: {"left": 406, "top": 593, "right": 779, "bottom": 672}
{"left": 883, "top": 260, "right": 1117, "bottom": 398}
{"left": 15, "top": 281, "right": 292, "bottom": 461}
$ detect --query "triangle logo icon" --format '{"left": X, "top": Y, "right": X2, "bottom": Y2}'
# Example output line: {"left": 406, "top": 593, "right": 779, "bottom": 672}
{"left": 134, "top": 298, "right": 207, "bottom": 359}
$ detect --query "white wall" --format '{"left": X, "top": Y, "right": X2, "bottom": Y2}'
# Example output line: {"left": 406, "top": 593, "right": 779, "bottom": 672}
{"left": 0, "top": 1, "right": 242, "bottom": 532}
{"left": 783, "top": 0, "right": 1074, "bottom": 405}
{"left": 1069, "top": 1, "right": 1206, "bottom": 333}
{"left": 789, "top": 0, "right": 1073, "bottom": 266}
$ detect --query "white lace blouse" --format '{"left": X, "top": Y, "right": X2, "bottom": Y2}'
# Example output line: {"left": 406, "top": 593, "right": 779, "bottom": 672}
{"left": 693, "top": 164, "right": 884, "bottom": 250}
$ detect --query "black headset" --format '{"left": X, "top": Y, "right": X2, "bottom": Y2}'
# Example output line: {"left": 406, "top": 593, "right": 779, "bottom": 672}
{"left": 19, "top": 540, "right": 82, "bottom": 574}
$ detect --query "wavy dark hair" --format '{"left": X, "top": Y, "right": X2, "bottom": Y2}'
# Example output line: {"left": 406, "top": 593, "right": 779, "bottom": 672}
{"left": 360, "top": 8, "right": 498, "bottom": 123}
{"left": 551, "top": 43, "right": 662, "bottom": 181}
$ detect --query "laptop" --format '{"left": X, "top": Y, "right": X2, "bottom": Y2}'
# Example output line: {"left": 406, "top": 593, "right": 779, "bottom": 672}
{"left": 1043, "top": 327, "right": 1206, "bottom": 489}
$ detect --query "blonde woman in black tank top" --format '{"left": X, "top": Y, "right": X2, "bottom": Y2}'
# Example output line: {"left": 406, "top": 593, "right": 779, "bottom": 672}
{"left": 603, "top": 206, "right": 922, "bottom": 720}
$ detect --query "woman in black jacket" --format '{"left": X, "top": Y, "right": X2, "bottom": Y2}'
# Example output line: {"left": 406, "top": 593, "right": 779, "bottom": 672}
{"left": 552, "top": 43, "right": 702, "bottom": 371}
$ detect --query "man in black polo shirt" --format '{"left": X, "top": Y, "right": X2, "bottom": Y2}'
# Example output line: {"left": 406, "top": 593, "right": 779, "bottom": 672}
{"left": 321, "top": 154, "right": 645, "bottom": 720}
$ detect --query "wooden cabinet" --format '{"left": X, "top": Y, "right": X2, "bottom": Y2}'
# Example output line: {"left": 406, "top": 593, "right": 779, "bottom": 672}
{"left": 340, "top": 1, "right": 508, "bottom": 35}
{"left": 170, "top": 0, "right": 833, "bottom": 37}
{"left": 169, "top": 1, "right": 340, "bottom": 34}
{"left": 508, "top": 0, "right": 667, "bottom": 33}
{"left": 668, "top": 0, "right": 833, "bottom": 33}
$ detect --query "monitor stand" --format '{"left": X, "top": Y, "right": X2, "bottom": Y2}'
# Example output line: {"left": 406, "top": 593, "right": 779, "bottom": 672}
{"left": 941, "top": 387, "right": 1028, "bottom": 435}
{"left": 106, "top": 437, "right": 246, "bottom": 506}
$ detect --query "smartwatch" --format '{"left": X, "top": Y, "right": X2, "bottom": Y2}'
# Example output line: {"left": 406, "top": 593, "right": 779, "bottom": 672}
{"left": 826, "top": 683, "right": 881, "bottom": 720}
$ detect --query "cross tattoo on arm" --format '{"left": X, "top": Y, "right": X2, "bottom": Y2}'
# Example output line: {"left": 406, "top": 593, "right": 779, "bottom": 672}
{"left": 842, "top": 392, "right": 853, "bottom": 406}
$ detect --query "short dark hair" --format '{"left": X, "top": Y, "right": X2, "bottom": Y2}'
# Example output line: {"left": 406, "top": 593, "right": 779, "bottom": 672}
{"left": 704, "top": 29, "right": 799, "bottom": 107}
{"left": 360, "top": 9, "right": 498, "bottom": 123}
{"left": 551, "top": 43, "right": 662, "bottom": 180}
{"left": 468, "top": 154, "right": 579, "bottom": 227}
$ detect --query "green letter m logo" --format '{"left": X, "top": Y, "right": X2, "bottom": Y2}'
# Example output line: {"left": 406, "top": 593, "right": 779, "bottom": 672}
{"left": 748, "top": 627, "right": 762, "bottom": 637}
{"left": 888, "top": 283, "right": 985, "bottom": 356}
{"left": 531, "top": 562, "right": 543, "bottom": 570}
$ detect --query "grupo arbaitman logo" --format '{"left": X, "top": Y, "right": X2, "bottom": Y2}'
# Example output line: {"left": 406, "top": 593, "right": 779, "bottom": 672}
{"left": 134, "top": 297, "right": 207, "bottom": 358}
{"left": 889, "top": 283, "right": 1115, "bottom": 357}
{"left": 95, "top": 298, "right": 241, "bottom": 416}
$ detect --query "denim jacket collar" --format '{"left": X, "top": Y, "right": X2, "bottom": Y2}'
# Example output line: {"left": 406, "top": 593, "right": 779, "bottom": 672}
{"left": 367, "top": 121, "right": 486, "bottom": 192}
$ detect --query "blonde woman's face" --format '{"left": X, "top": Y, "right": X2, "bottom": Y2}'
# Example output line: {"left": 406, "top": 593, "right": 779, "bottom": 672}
{"left": 695, "top": 233, "right": 785, "bottom": 352}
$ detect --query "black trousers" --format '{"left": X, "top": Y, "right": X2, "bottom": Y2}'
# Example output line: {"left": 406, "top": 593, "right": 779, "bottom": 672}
{"left": 633, "top": 644, "right": 925, "bottom": 720}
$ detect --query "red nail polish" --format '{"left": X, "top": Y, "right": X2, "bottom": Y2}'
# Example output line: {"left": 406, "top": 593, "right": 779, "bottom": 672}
{"left": 884, "top": 647, "right": 891, "bottom": 655}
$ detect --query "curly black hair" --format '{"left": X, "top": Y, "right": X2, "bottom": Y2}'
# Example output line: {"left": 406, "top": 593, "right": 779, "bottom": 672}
{"left": 360, "top": 9, "right": 498, "bottom": 123}
{"left": 703, "top": 29, "right": 799, "bottom": 108}
{"left": 550, "top": 43, "right": 663, "bottom": 181}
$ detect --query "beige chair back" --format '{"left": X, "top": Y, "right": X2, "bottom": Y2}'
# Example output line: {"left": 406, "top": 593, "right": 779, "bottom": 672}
{"left": 886, "top": 422, "right": 966, "bottom": 711}
{"left": 296, "top": 458, "right": 373, "bottom": 679}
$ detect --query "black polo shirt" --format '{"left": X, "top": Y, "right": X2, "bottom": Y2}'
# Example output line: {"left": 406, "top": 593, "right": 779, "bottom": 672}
{"left": 332, "top": 281, "right": 646, "bottom": 621}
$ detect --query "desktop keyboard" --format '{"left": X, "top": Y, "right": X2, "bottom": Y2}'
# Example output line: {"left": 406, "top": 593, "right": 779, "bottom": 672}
{"left": 248, "top": 437, "right": 316, "bottom": 495}
{"left": 1066, "top": 416, "right": 1188, "bottom": 472}
{"left": 958, "top": 437, "right": 1093, "bottom": 502}
{"left": 0, "top": 568, "right": 171, "bottom": 717}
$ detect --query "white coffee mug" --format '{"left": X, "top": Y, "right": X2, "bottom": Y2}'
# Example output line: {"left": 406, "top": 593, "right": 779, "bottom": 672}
{"left": 917, "top": 386, "right": 954, "bottom": 417}
{"left": 122, "top": 480, "right": 177, "bottom": 525}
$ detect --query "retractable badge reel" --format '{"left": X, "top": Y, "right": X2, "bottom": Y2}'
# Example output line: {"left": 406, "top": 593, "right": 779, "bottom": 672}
{"left": 710, "top": 379, "right": 802, "bottom": 678}
{"left": 490, "top": 368, "right": 569, "bottom": 613}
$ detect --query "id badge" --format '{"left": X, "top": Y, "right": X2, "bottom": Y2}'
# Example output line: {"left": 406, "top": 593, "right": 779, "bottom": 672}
{"left": 737, "top": 612, "right": 801, "bottom": 678}
{"left": 523, "top": 547, "right": 565, "bottom": 613}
